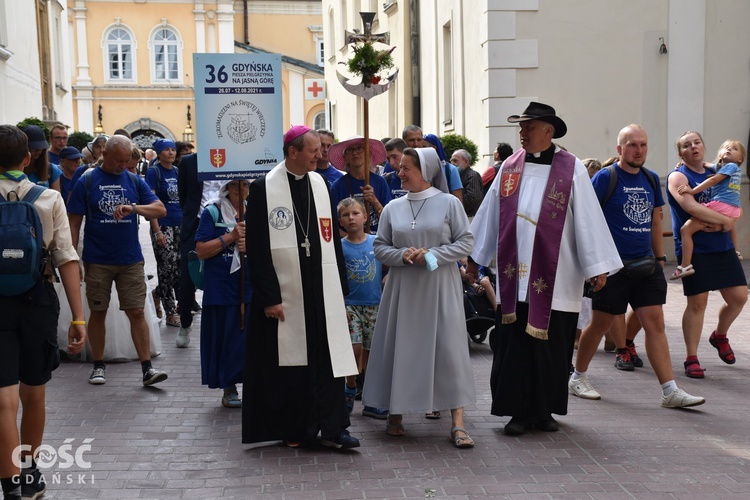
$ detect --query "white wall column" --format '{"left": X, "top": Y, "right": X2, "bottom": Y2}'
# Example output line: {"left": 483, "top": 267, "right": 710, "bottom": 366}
{"left": 193, "top": 2, "right": 206, "bottom": 53}
{"left": 216, "top": 0, "right": 234, "bottom": 53}
{"left": 288, "top": 68, "right": 304, "bottom": 125}
{"left": 666, "top": 0, "right": 706, "bottom": 151}
{"left": 72, "top": 0, "right": 93, "bottom": 133}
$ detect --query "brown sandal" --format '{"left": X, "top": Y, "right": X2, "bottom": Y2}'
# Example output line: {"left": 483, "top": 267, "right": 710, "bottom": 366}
{"left": 386, "top": 415, "right": 405, "bottom": 436}
{"left": 166, "top": 314, "right": 181, "bottom": 327}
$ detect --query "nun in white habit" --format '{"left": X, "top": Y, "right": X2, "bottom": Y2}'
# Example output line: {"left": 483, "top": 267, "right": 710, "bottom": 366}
{"left": 363, "top": 147, "right": 476, "bottom": 448}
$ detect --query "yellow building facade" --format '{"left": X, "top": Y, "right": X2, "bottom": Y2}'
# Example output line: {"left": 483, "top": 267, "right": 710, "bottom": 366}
{"left": 67, "top": 0, "right": 325, "bottom": 151}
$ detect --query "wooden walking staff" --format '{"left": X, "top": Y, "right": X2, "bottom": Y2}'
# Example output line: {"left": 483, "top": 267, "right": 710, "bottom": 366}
{"left": 337, "top": 11, "right": 398, "bottom": 232}
{"left": 238, "top": 181, "right": 246, "bottom": 330}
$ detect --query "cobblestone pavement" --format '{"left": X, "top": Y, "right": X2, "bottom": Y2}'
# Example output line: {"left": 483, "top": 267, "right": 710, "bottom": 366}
{"left": 37, "top": 220, "right": 750, "bottom": 498}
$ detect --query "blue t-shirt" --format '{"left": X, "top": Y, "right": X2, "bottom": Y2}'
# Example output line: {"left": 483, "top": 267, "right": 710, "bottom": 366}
{"left": 67, "top": 167, "right": 158, "bottom": 265}
{"left": 28, "top": 163, "right": 62, "bottom": 188}
{"left": 710, "top": 162, "right": 741, "bottom": 207}
{"left": 443, "top": 161, "right": 463, "bottom": 192}
{"left": 60, "top": 174, "right": 75, "bottom": 204}
{"left": 195, "top": 205, "right": 252, "bottom": 306}
{"left": 330, "top": 173, "right": 392, "bottom": 233}
{"left": 667, "top": 165, "right": 733, "bottom": 256}
{"left": 315, "top": 164, "right": 344, "bottom": 187}
{"left": 592, "top": 164, "right": 664, "bottom": 260}
{"left": 384, "top": 172, "right": 407, "bottom": 199}
{"left": 341, "top": 235, "right": 382, "bottom": 306}
{"left": 48, "top": 151, "right": 61, "bottom": 165}
{"left": 145, "top": 164, "right": 182, "bottom": 227}
{"left": 69, "top": 165, "right": 89, "bottom": 189}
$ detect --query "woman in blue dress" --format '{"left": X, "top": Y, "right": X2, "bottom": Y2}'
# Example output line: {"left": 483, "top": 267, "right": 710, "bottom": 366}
{"left": 196, "top": 180, "right": 252, "bottom": 408}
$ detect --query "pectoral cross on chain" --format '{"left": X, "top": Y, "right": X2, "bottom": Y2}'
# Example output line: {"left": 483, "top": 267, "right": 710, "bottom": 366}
{"left": 411, "top": 219, "right": 417, "bottom": 230}
{"left": 301, "top": 237, "right": 311, "bottom": 257}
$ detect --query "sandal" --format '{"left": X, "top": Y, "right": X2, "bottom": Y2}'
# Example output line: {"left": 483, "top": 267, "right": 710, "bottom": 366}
{"left": 386, "top": 415, "right": 405, "bottom": 436}
{"left": 709, "top": 331, "right": 736, "bottom": 364}
{"left": 221, "top": 391, "right": 242, "bottom": 408}
{"left": 166, "top": 314, "right": 181, "bottom": 327}
{"left": 450, "top": 426, "right": 474, "bottom": 449}
{"left": 152, "top": 290, "right": 163, "bottom": 319}
{"left": 670, "top": 264, "right": 695, "bottom": 280}
{"left": 684, "top": 358, "right": 705, "bottom": 379}
{"left": 425, "top": 411, "right": 441, "bottom": 419}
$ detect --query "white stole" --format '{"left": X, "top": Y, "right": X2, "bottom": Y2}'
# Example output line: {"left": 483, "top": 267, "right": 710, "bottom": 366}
{"left": 265, "top": 163, "right": 357, "bottom": 377}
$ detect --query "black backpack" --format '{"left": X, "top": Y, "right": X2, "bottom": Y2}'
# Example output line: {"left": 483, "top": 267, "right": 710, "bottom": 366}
{"left": 0, "top": 185, "right": 48, "bottom": 296}
{"left": 600, "top": 165, "right": 659, "bottom": 208}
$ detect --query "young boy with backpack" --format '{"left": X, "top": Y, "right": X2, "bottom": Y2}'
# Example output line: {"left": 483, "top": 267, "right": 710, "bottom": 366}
{"left": 0, "top": 124, "right": 87, "bottom": 500}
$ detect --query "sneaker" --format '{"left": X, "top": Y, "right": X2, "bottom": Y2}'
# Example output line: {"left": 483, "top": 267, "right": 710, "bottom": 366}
{"left": 614, "top": 350, "right": 634, "bottom": 371}
{"left": 320, "top": 429, "right": 360, "bottom": 449}
{"left": 143, "top": 368, "right": 168, "bottom": 386}
{"left": 568, "top": 375, "right": 602, "bottom": 400}
{"left": 362, "top": 406, "right": 389, "bottom": 419}
{"left": 176, "top": 326, "right": 191, "bottom": 348}
{"left": 21, "top": 467, "right": 45, "bottom": 500}
{"left": 627, "top": 343, "right": 644, "bottom": 368}
{"left": 603, "top": 338, "right": 616, "bottom": 352}
{"left": 344, "top": 386, "right": 356, "bottom": 415}
{"left": 661, "top": 388, "right": 706, "bottom": 408}
{"left": 88, "top": 367, "right": 106, "bottom": 385}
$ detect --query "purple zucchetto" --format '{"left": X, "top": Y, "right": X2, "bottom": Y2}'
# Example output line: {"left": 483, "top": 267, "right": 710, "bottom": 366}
{"left": 283, "top": 125, "right": 312, "bottom": 146}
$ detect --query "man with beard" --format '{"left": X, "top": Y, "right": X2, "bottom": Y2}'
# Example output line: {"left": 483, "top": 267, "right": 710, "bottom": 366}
{"left": 242, "top": 126, "right": 360, "bottom": 449}
{"left": 569, "top": 124, "right": 705, "bottom": 409}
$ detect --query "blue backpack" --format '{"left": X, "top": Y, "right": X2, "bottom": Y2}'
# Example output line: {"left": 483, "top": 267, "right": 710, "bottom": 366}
{"left": 0, "top": 185, "right": 47, "bottom": 296}
{"left": 187, "top": 204, "right": 228, "bottom": 290}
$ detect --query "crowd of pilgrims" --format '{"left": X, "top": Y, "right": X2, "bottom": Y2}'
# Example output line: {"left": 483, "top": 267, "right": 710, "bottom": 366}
{"left": 18, "top": 118, "right": 744, "bottom": 452}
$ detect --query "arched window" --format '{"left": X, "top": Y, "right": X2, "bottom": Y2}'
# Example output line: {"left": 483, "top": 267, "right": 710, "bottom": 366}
{"left": 105, "top": 27, "right": 135, "bottom": 82}
{"left": 313, "top": 111, "right": 327, "bottom": 130}
{"left": 151, "top": 27, "right": 181, "bottom": 83}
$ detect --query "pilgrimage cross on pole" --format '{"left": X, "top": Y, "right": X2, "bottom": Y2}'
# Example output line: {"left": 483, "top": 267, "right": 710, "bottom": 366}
{"left": 345, "top": 12, "right": 390, "bottom": 46}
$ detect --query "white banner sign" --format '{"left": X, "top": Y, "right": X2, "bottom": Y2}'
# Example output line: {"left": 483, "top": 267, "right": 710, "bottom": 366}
{"left": 194, "top": 53, "right": 283, "bottom": 180}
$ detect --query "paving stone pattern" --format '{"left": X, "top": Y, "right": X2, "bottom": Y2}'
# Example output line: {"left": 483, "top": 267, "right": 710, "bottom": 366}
{"left": 38, "top": 221, "right": 750, "bottom": 498}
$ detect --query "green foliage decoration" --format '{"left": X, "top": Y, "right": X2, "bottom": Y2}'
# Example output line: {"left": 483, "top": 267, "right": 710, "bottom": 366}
{"left": 440, "top": 133, "right": 479, "bottom": 166}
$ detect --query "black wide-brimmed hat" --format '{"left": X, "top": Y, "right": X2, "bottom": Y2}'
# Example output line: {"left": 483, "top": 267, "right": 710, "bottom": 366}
{"left": 507, "top": 102, "right": 567, "bottom": 139}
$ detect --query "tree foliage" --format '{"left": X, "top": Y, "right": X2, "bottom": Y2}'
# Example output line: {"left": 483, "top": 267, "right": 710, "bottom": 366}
{"left": 440, "top": 133, "right": 479, "bottom": 166}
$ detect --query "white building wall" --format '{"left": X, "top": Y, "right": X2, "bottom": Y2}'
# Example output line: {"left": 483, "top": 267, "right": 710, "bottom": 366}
{"left": 0, "top": 1, "right": 45, "bottom": 124}
{"left": 323, "top": 0, "right": 412, "bottom": 141}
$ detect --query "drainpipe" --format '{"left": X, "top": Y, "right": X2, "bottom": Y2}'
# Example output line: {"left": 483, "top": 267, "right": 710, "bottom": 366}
{"left": 410, "top": 0, "right": 421, "bottom": 127}
{"left": 243, "top": 0, "right": 249, "bottom": 44}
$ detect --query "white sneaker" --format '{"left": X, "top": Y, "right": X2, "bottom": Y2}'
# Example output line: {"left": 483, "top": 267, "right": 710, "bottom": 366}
{"left": 568, "top": 374, "right": 601, "bottom": 400}
{"left": 661, "top": 388, "right": 705, "bottom": 408}
{"left": 176, "top": 326, "right": 191, "bottom": 348}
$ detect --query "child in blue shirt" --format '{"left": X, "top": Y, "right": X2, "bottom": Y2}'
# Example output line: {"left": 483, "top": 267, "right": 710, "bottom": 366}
{"left": 338, "top": 197, "right": 387, "bottom": 419}
{"left": 672, "top": 140, "right": 745, "bottom": 279}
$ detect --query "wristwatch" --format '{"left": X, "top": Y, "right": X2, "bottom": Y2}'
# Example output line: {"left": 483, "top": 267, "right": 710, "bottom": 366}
{"left": 655, "top": 255, "right": 667, "bottom": 262}
{"left": 131, "top": 203, "right": 137, "bottom": 214}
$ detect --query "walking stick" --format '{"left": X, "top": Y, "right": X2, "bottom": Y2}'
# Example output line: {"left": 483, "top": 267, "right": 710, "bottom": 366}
{"left": 238, "top": 184, "right": 245, "bottom": 330}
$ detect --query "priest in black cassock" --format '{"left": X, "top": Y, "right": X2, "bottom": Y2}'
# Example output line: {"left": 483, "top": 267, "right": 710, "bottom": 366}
{"left": 243, "top": 125, "right": 360, "bottom": 449}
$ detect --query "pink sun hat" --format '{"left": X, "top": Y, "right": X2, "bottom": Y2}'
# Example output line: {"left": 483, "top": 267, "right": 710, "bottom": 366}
{"left": 327, "top": 136, "right": 387, "bottom": 171}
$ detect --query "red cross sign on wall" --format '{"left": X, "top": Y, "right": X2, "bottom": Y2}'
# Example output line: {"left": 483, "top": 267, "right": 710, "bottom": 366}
{"left": 305, "top": 79, "right": 326, "bottom": 100}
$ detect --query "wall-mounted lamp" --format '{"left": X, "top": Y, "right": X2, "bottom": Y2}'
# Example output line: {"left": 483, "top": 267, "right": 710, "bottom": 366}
{"left": 94, "top": 105, "right": 105, "bottom": 135}
{"left": 183, "top": 104, "right": 194, "bottom": 142}
{"left": 659, "top": 37, "right": 668, "bottom": 55}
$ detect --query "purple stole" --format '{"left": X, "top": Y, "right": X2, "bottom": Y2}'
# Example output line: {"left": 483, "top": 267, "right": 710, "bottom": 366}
{"left": 497, "top": 148, "right": 576, "bottom": 339}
